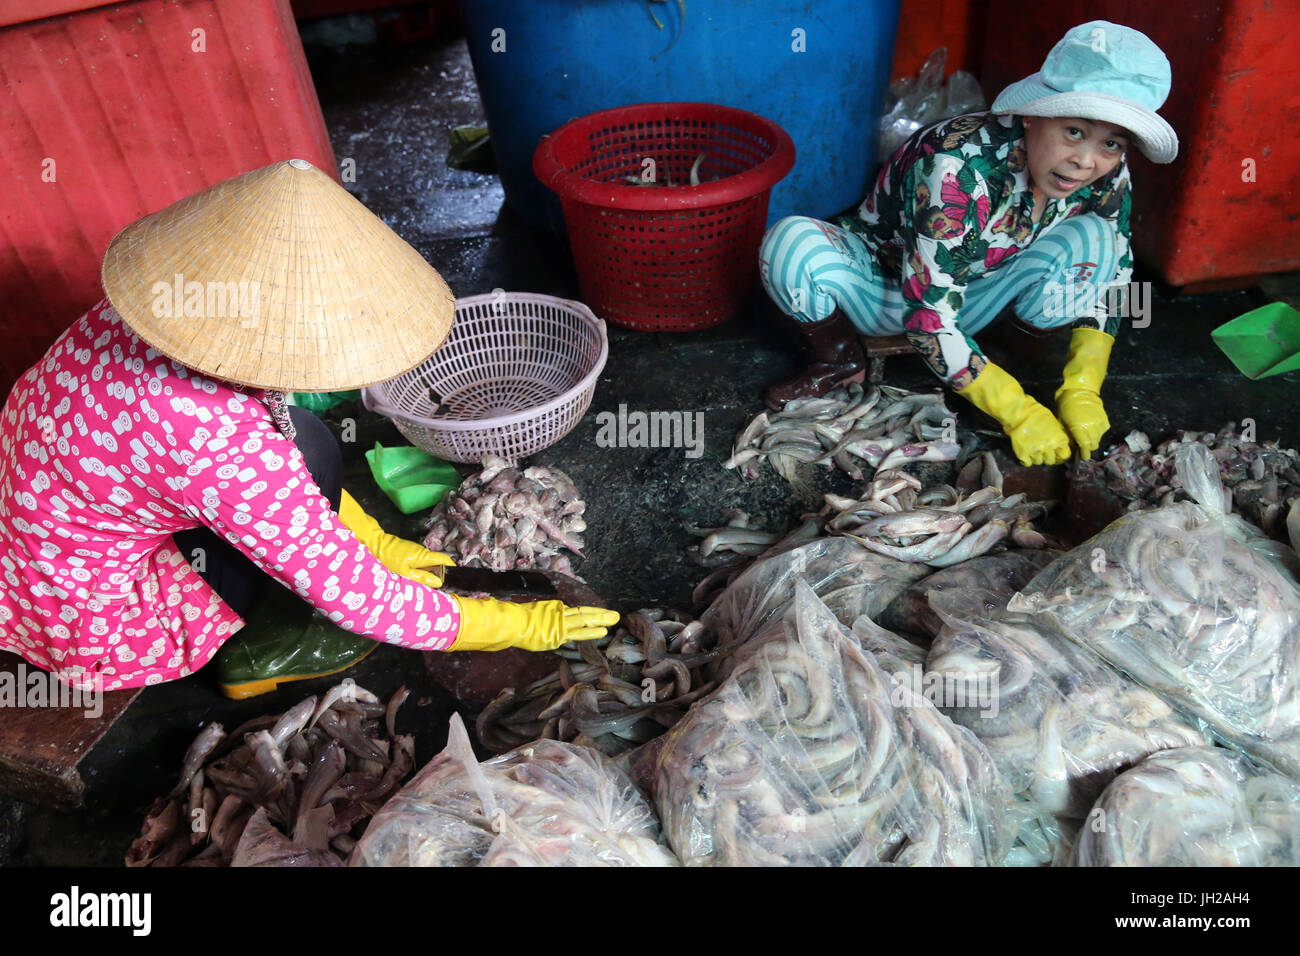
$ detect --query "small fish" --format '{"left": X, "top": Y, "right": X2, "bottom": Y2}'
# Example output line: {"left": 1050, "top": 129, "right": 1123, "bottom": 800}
{"left": 170, "top": 722, "right": 226, "bottom": 799}
{"left": 385, "top": 686, "right": 410, "bottom": 740}
{"left": 689, "top": 151, "right": 705, "bottom": 187}
{"left": 924, "top": 519, "right": 1009, "bottom": 568}
{"left": 876, "top": 439, "right": 960, "bottom": 472}
{"left": 125, "top": 798, "right": 181, "bottom": 867}
{"left": 854, "top": 509, "right": 969, "bottom": 539}
{"left": 1010, "top": 519, "right": 1047, "bottom": 549}
{"left": 981, "top": 451, "right": 1003, "bottom": 493}
{"left": 846, "top": 529, "right": 967, "bottom": 563}
{"left": 315, "top": 710, "right": 389, "bottom": 766}
{"left": 296, "top": 739, "right": 346, "bottom": 821}
{"left": 700, "top": 527, "right": 780, "bottom": 557}
{"left": 269, "top": 696, "right": 317, "bottom": 750}
{"left": 245, "top": 730, "right": 291, "bottom": 804}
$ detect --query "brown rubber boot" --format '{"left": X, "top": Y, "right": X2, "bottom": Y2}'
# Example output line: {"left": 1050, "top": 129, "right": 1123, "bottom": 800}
{"left": 761, "top": 309, "right": 867, "bottom": 410}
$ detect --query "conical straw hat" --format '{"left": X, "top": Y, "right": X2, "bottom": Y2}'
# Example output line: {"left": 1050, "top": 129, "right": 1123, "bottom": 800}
{"left": 101, "top": 158, "right": 455, "bottom": 392}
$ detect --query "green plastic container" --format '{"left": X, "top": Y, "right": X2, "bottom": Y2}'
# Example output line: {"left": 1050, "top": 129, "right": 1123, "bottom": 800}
{"left": 292, "top": 389, "right": 361, "bottom": 413}
{"left": 1211, "top": 302, "right": 1300, "bottom": 380}
{"left": 364, "top": 442, "right": 460, "bottom": 514}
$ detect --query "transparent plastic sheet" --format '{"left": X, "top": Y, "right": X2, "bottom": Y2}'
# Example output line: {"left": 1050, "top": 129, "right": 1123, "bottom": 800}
{"left": 350, "top": 714, "right": 678, "bottom": 867}
{"left": 849, "top": 614, "right": 927, "bottom": 685}
{"left": 877, "top": 47, "right": 988, "bottom": 163}
{"left": 1289, "top": 499, "right": 1300, "bottom": 557}
{"left": 926, "top": 588, "right": 1208, "bottom": 861}
{"left": 655, "top": 579, "right": 1014, "bottom": 866}
{"left": 701, "top": 535, "right": 930, "bottom": 651}
{"left": 878, "top": 549, "right": 1061, "bottom": 638}
{"left": 1071, "top": 746, "right": 1300, "bottom": 866}
{"left": 1010, "top": 444, "right": 1300, "bottom": 778}
{"left": 1002, "top": 805, "right": 1075, "bottom": 868}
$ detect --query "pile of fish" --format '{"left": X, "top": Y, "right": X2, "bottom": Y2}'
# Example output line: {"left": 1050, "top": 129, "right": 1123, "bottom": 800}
{"left": 1071, "top": 747, "right": 1300, "bottom": 866}
{"left": 818, "top": 461, "right": 1056, "bottom": 566}
{"left": 352, "top": 714, "right": 678, "bottom": 866}
{"left": 1012, "top": 444, "right": 1300, "bottom": 779}
{"left": 925, "top": 589, "right": 1208, "bottom": 863}
{"left": 723, "top": 382, "right": 958, "bottom": 484}
{"left": 421, "top": 455, "right": 586, "bottom": 575}
{"left": 1084, "top": 423, "right": 1300, "bottom": 539}
{"left": 691, "top": 460, "right": 1057, "bottom": 601}
{"left": 475, "top": 608, "right": 727, "bottom": 758}
{"left": 125, "top": 682, "right": 415, "bottom": 867}
{"left": 655, "top": 581, "right": 1013, "bottom": 866}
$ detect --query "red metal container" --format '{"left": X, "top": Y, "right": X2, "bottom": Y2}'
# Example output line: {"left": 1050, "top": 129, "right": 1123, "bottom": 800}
{"left": 891, "top": 0, "right": 989, "bottom": 80}
{"left": 0, "top": 0, "right": 337, "bottom": 396}
{"left": 533, "top": 102, "right": 796, "bottom": 333}
{"left": 979, "top": 0, "right": 1299, "bottom": 289}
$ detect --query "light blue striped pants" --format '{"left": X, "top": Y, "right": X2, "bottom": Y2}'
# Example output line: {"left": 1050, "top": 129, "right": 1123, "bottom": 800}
{"left": 758, "top": 213, "right": 1120, "bottom": 336}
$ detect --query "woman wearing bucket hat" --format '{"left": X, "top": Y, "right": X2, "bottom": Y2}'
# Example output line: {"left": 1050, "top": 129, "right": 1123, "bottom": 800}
{"left": 0, "top": 159, "right": 617, "bottom": 696}
{"left": 759, "top": 20, "right": 1177, "bottom": 466}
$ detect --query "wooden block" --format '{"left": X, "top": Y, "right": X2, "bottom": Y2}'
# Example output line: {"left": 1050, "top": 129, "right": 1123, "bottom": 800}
{"left": 0, "top": 652, "right": 142, "bottom": 809}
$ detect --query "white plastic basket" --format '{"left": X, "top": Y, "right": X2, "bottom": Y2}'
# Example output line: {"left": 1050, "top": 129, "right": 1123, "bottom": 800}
{"left": 362, "top": 292, "right": 608, "bottom": 463}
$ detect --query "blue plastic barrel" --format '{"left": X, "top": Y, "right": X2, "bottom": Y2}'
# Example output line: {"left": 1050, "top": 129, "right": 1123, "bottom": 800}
{"left": 459, "top": 0, "right": 902, "bottom": 232}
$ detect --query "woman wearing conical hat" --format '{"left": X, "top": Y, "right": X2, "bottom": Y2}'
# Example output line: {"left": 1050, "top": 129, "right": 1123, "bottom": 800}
{"left": 0, "top": 159, "right": 617, "bottom": 696}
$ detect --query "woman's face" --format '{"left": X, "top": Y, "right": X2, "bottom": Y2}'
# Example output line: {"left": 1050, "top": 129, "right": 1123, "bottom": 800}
{"left": 1022, "top": 116, "right": 1129, "bottom": 198}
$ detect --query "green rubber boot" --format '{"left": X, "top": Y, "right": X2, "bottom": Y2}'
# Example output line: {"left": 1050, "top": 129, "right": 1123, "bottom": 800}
{"left": 214, "top": 599, "right": 376, "bottom": 699}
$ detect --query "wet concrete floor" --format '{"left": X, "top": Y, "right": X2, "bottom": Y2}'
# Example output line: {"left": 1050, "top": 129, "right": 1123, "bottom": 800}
{"left": 4, "top": 22, "right": 1298, "bottom": 865}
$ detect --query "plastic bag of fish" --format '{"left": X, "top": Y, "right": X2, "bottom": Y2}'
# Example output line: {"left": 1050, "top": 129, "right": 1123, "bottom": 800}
{"left": 654, "top": 580, "right": 1014, "bottom": 866}
{"left": 879, "top": 549, "right": 1060, "bottom": 638}
{"left": 350, "top": 713, "right": 678, "bottom": 866}
{"left": 1010, "top": 443, "right": 1300, "bottom": 779}
{"left": 701, "top": 535, "right": 931, "bottom": 651}
{"left": 422, "top": 455, "right": 586, "bottom": 574}
{"left": 924, "top": 589, "right": 1208, "bottom": 863}
{"left": 1071, "top": 746, "right": 1300, "bottom": 866}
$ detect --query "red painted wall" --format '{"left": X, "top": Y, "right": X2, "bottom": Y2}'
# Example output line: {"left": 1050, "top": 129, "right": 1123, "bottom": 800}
{"left": 0, "top": 0, "right": 337, "bottom": 396}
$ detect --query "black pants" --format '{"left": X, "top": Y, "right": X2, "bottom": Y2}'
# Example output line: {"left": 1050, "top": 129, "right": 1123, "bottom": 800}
{"left": 172, "top": 406, "right": 343, "bottom": 617}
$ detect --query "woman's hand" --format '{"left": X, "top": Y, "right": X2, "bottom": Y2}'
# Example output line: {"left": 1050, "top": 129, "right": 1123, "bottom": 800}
{"left": 956, "top": 361, "right": 1071, "bottom": 466}
{"left": 449, "top": 597, "right": 620, "bottom": 652}
{"left": 1055, "top": 328, "right": 1115, "bottom": 459}
{"left": 338, "top": 490, "right": 456, "bottom": 587}
{"left": 377, "top": 541, "right": 456, "bottom": 589}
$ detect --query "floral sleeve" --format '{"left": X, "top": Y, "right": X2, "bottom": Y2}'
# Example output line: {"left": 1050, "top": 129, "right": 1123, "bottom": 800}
{"left": 899, "top": 154, "right": 992, "bottom": 388}
{"left": 1077, "top": 162, "right": 1133, "bottom": 337}
{"left": 177, "top": 408, "right": 462, "bottom": 651}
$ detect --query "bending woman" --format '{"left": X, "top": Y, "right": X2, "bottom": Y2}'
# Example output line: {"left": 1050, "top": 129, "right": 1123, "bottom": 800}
{"left": 0, "top": 160, "right": 616, "bottom": 695}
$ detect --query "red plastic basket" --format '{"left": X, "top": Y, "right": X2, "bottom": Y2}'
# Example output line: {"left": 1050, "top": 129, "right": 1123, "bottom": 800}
{"left": 533, "top": 102, "right": 795, "bottom": 332}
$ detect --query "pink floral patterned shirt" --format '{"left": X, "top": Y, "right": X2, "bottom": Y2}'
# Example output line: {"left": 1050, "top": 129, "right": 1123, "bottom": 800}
{"left": 0, "top": 299, "right": 461, "bottom": 690}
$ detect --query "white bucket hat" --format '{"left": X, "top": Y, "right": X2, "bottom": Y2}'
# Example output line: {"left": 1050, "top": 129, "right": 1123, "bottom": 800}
{"left": 992, "top": 20, "right": 1178, "bottom": 164}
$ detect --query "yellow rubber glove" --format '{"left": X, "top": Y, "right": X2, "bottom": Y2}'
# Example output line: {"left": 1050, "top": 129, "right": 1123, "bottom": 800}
{"left": 957, "top": 362, "right": 1071, "bottom": 466}
{"left": 337, "top": 490, "right": 456, "bottom": 588}
{"left": 1055, "top": 327, "right": 1114, "bottom": 460}
{"left": 449, "top": 596, "right": 620, "bottom": 652}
